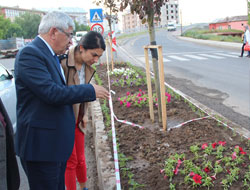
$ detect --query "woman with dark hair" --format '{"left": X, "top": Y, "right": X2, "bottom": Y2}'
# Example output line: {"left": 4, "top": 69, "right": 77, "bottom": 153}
{"left": 61, "top": 31, "right": 106, "bottom": 190}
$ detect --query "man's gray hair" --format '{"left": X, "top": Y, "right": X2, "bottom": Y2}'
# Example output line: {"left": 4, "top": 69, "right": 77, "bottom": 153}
{"left": 38, "top": 11, "right": 75, "bottom": 34}
{"left": 245, "top": 25, "right": 249, "bottom": 30}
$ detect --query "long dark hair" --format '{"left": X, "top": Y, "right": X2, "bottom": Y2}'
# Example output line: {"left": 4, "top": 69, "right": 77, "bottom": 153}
{"left": 77, "top": 31, "right": 106, "bottom": 51}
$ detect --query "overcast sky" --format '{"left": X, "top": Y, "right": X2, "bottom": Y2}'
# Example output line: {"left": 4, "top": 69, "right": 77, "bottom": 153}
{"left": 1, "top": 0, "right": 248, "bottom": 25}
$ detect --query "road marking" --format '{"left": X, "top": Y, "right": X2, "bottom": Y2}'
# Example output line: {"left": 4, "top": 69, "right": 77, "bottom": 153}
{"left": 163, "top": 58, "right": 171, "bottom": 62}
{"left": 214, "top": 53, "right": 239, "bottom": 58}
{"left": 168, "top": 55, "right": 189, "bottom": 61}
{"left": 183, "top": 54, "right": 208, "bottom": 60}
{"left": 198, "top": 54, "right": 224, "bottom": 59}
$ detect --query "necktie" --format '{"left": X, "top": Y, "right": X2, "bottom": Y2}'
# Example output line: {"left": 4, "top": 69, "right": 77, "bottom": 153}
{"left": 54, "top": 55, "right": 61, "bottom": 70}
{"left": 54, "top": 55, "right": 66, "bottom": 82}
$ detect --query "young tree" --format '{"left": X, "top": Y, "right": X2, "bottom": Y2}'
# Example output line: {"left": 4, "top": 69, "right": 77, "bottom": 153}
{"left": 120, "top": 0, "right": 169, "bottom": 122}
{"left": 14, "top": 12, "right": 41, "bottom": 39}
{"left": 94, "top": 0, "right": 119, "bottom": 70}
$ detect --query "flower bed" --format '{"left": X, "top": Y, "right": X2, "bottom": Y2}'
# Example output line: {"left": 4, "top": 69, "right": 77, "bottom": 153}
{"left": 94, "top": 62, "right": 250, "bottom": 190}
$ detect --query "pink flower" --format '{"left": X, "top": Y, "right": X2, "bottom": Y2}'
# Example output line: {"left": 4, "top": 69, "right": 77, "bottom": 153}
{"left": 139, "top": 98, "right": 143, "bottom": 101}
{"left": 160, "top": 169, "right": 164, "bottom": 173}
{"left": 193, "top": 174, "right": 202, "bottom": 184}
{"left": 139, "top": 89, "right": 142, "bottom": 92}
{"left": 212, "top": 142, "right": 217, "bottom": 149}
{"left": 211, "top": 174, "right": 216, "bottom": 180}
{"left": 126, "top": 102, "right": 131, "bottom": 108}
{"left": 118, "top": 98, "right": 120, "bottom": 101}
{"left": 167, "top": 96, "right": 171, "bottom": 103}
{"left": 144, "top": 97, "right": 147, "bottom": 101}
{"left": 201, "top": 143, "right": 208, "bottom": 149}
{"left": 189, "top": 172, "right": 195, "bottom": 177}
{"left": 120, "top": 101, "right": 123, "bottom": 105}
{"left": 123, "top": 99, "right": 126, "bottom": 103}
{"left": 137, "top": 93, "right": 142, "bottom": 97}
{"left": 232, "top": 152, "right": 237, "bottom": 160}
{"left": 126, "top": 92, "right": 130, "bottom": 96}
{"left": 218, "top": 141, "right": 226, "bottom": 146}
{"left": 164, "top": 175, "right": 167, "bottom": 179}
{"left": 173, "top": 168, "right": 179, "bottom": 175}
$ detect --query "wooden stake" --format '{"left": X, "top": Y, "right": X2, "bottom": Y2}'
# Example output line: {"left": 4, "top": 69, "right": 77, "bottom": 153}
{"left": 144, "top": 48, "right": 154, "bottom": 122}
{"left": 158, "top": 46, "right": 167, "bottom": 131}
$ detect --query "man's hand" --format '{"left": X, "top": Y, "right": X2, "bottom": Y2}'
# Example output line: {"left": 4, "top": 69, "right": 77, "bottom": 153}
{"left": 92, "top": 84, "right": 109, "bottom": 99}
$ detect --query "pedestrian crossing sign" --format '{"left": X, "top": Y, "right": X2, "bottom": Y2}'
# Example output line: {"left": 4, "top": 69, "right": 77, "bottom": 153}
{"left": 90, "top": 9, "right": 103, "bottom": 23}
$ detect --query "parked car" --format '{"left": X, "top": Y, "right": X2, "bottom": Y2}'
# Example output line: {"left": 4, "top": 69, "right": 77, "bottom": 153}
{"left": 0, "top": 64, "right": 16, "bottom": 132}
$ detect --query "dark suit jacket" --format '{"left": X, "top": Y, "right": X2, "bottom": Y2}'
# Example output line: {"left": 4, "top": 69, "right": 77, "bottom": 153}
{"left": 14, "top": 36, "right": 96, "bottom": 162}
{"left": 0, "top": 98, "right": 20, "bottom": 190}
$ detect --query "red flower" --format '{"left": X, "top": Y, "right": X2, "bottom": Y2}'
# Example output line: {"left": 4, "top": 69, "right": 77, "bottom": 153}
{"left": 126, "top": 92, "right": 130, "bottom": 96}
{"left": 139, "top": 89, "right": 142, "bottom": 92}
{"left": 201, "top": 143, "right": 208, "bottom": 149}
{"left": 212, "top": 142, "right": 217, "bottom": 148}
{"left": 240, "top": 151, "right": 246, "bottom": 155}
{"left": 218, "top": 141, "right": 226, "bottom": 146}
{"left": 204, "top": 167, "right": 210, "bottom": 173}
{"left": 193, "top": 174, "right": 202, "bottom": 184}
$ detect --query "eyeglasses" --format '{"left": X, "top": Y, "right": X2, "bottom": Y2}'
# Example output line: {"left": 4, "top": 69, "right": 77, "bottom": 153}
{"left": 57, "top": 28, "right": 74, "bottom": 39}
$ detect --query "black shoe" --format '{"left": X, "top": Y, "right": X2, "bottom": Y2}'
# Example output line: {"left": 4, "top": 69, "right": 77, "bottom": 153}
{"left": 239, "top": 55, "right": 243, "bottom": 57}
{"left": 247, "top": 55, "right": 250, "bottom": 58}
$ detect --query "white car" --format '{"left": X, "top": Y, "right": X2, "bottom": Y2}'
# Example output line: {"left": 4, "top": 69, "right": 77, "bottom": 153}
{"left": 0, "top": 64, "right": 16, "bottom": 132}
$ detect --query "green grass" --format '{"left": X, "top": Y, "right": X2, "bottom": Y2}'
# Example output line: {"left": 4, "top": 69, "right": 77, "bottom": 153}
{"left": 182, "top": 29, "right": 243, "bottom": 43}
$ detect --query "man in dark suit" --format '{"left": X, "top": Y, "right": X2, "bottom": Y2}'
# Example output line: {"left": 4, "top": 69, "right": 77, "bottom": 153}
{"left": 14, "top": 11, "right": 109, "bottom": 190}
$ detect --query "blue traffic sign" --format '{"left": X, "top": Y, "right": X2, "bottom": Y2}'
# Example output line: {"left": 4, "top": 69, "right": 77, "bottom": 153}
{"left": 90, "top": 9, "right": 103, "bottom": 23}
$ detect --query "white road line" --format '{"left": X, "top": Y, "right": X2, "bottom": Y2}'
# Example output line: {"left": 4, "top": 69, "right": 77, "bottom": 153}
{"left": 214, "top": 53, "right": 239, "bottom": 58}
{"left": 198, "top": 54, "right": 224, "bottom": 59}
{"left": 183, "top": 54, "right": 208, "bottom": 60}
{"left": 163, "top": 58, "right": 171, "bottom": 62}
{"left": 168, "top": 55, "right": 189, "bottom": 61}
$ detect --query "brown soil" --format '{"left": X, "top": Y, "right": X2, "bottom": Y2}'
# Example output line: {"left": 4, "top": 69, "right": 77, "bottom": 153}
{"left": 95, "top": 63, "right": 250, "bottom": 190}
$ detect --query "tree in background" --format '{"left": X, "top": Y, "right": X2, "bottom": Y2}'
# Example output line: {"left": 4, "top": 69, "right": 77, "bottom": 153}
{"left": 74, "top": 21, "right": 90, "bottom": 32}
{"left": 120, "top": 0, "right": 169, "bottom": 122}
{"left": 14, "top": 13, "right": 41, "bottom": 39}
{"left": 0, "top": 15, "right": 11, "bottom": 39}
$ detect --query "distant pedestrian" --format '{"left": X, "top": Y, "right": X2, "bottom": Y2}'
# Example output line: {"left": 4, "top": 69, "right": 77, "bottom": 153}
{"left": 239, "top": 25, "right": 250, "bottom": 57}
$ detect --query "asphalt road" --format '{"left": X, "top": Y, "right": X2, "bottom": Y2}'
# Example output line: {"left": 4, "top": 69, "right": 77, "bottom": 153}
{"left": 116, "top": 29, "right": 250, "bottom": 132}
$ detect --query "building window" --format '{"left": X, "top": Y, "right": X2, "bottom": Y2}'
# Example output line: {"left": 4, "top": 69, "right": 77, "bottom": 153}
{"left": 171, "top": 10, "right": 173, "bottom": 13}
{"left": 171, "top": 16, "right": 174, "bottom": 19}
{"left": 228, "top": 25, "right": 231, "bottom": 29}
{"left": 171, "top": 5, "right": 173, "bottom": 8}
{"left": 175, "top": 5, "right": 178, "bottom": 8}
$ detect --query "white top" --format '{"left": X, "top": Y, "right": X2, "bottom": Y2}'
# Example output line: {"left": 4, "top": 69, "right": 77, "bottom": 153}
{"left": 77, "top": 64, "right": 85, "bottom": 84}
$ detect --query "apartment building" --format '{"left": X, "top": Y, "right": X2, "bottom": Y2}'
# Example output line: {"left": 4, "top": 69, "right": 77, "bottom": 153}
{"left": 122, "top": 12, "right": 146, "bottom": 33}
{"left": 160, "top": 0, "right": 179, "bottom": 27}
{"left": 0, "top": 6, "right": 88, "bottom": 26}
{"left": 1, "top": 6, "right": 45, "bottom": 21}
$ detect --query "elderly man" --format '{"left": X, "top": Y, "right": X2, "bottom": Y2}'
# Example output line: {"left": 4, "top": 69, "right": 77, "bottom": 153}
{"left": 14, "top": 11, "right": 109, "bottom": 190}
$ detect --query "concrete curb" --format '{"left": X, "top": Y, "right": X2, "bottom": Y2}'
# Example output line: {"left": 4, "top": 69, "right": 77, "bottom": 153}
{"left": 90, "top": 99, "right": 116, "bottom": 190}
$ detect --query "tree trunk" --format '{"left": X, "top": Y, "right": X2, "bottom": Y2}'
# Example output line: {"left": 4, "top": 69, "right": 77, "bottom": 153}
{"left": 147, "top": 9, "right": 162, "bottom": 122}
